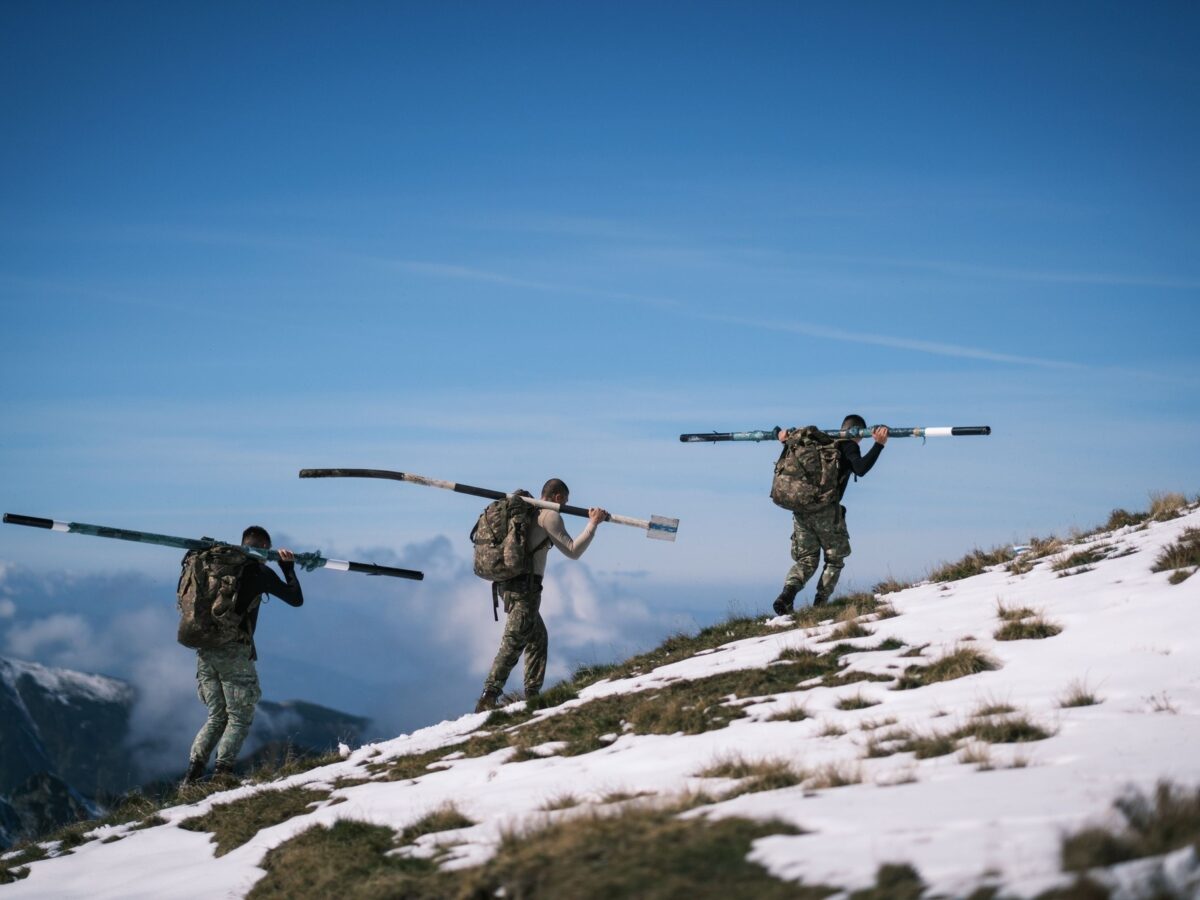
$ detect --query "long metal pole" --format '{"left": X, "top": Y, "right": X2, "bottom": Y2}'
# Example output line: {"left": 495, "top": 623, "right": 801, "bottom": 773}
{"left": 679, "top": 425, "right": 992, "bottom": 443}
{"left": 2, "top": 513, "right": 424, "bottom": 580}
{"left": 298, "top": 468, "right": 680, "bottom": 542}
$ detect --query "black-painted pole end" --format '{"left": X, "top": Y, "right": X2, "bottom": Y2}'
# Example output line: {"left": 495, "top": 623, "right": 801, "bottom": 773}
{"left": 3, "top": 513, "right": 56, "bottom": 529}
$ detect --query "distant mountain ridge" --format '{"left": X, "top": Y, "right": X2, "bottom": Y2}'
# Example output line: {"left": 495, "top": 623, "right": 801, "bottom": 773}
{"left": 0, "top": 656, "right": 369, "bottom": 849}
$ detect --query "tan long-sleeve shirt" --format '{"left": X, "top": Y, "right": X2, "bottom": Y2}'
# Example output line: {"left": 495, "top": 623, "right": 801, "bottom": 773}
{"left": 528, "top": 508, "right": 597, "bottom": 576}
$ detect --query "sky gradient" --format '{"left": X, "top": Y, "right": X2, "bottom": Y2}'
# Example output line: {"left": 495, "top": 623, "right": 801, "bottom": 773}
{"left": 2, "top": 2, "right": 1197, "bottom": 753}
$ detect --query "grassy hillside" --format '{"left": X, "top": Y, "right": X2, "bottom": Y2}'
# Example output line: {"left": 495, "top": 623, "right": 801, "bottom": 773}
{"left": 3, "top": 493, "right": 1199, "bottom": 898}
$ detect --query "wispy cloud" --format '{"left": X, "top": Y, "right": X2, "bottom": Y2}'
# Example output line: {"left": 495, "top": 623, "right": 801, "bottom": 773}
{"left": 366, "top": 255, "right": 682, "bottom": 311}
{"left": 813, "top": 254, "right": 1200, "bottom": 290}
{"left": 702, "top": 313, "right": 1086, "bottom": 370}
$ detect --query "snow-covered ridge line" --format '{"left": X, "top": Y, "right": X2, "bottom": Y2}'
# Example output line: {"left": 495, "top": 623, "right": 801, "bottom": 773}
{"left": 3, "top": 503, "right": 1199, "bottom": 898}
{"left": 0, "top": 657, "right": 132, "bottom": 706}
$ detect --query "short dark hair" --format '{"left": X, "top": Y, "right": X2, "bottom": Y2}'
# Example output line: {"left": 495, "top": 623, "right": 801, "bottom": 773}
{"left": 842, "top": 414, "right": 867, "bottom": 430}
{"left": 541, "top": 478, "right": 569, "bottom": 500}
{"left": 242, "top": 525, "right": 272, "bottom": 547}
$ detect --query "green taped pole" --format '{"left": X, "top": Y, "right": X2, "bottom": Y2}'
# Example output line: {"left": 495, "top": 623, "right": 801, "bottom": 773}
{"left": 2, "top": 513, "right": 424, "bottom": 580}
{"left": 679, "top": 425, "right": 992, "bottom": 443}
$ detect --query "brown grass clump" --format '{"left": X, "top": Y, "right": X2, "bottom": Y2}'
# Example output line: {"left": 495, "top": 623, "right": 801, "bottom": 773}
{"left": 806, "top": 763, "right": 863, "bottom": 789}
{"left": 398, "top": 804, "right": 475, "bottom": 844}
{"left": 1059, "top": 680, "right": 1102, "bottom": 709}
{"left": 1149, "top": 491, "right": 1188, "bottom": 521}
{"left": 835, "top": 693, "right": 881, "bottom": 711}
{"left": 972, "top": 701, "right": 1016, "bottom": 718}
{"left": 1060, "top": 781, "right": 1200, "bottom": 873}
{"left": 957, "top": 715, "right": 1053, "bottom": 744}
{"left": 767, "top": 704, "right": 810, "bottom": 722}
{"left": 993, "top": 615, "right": 1062, "bottom": 642}
{"left": 249, "top": 800, "right": 829, "bottom": 899}
{"left": 898, "top": 731, "right": 958, "bottom": 759}
{"left": 539, "top": 794, "right": 583, "bottom": 812}
{"left": 1151, "top": 527, "right": 1200, "bottom": 583}
{"left": 929, "top": 546, "right": 1012, "bottom": 583}
{"left": 830, "top": 619, "right": 874, "bottom": 640}
{"left": 995, "top": 601, "right": 1036, "bottom": 622}
{"left": 958, "top": 743, "right": 993, "bottom": 770}
{"left": 871, "top": 576, "right": 912, "bottom": 595}
{"left": 570, "top": 613, "right": 784, "bottom": 690}
{"left": 697, "top": 755, "right": 806, "bottom": 797}
{"left": 179, "top": 787, "right": 330, "bottom": 856}
{"left": 1051, "top": 544, "right": 1119, "bottom": 573}
{"left": 1105, "top": 508, "right": 1149, "bottom": 530}
{"left": 894, "top": 646, "right": 1000, "bottom": 690}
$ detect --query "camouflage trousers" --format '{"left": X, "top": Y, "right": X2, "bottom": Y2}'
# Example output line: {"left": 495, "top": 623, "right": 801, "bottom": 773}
{"left": 783, "top": 503, "right": 852, "bottom": 602}
{"left": 189, "top": 642, "right": 261, "bottom": 769}
{"left": 482, "top": 580, "right": 547, "bottom": 698}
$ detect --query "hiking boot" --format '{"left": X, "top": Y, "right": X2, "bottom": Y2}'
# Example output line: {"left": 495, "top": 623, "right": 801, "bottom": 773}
{"left": 772, "top": 585, "right": 799, "bottom": 616}
{"left": 474, "top": 691, "right": 501, "bottom": 714}
{"left": 210, "top": 762, "right": 238, "bottom": 788}
{"left": 812, "top": 594, "right": 829, "bottom": 607}
{"left": 182, "top": 758, "right": 206, "bottom": 785}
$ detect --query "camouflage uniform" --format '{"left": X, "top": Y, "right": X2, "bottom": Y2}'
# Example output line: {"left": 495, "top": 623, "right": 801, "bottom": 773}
{"left": 481, "top": 578, "right": 547, "bottom": 699}
{"left": 188, "top": 640, "right": 262, "bottom": 769}
{"left": 784, "top": 502, "right": 851, "bottom": 603}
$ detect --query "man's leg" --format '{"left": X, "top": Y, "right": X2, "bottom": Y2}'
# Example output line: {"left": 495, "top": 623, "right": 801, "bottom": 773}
{"left": 479, "top": 585, "right": 539, "bottom": 709}
{"left": 210, "top": 643, "right": 261, "bottom": 773}
{"left": 187, "top": 650, "right": 228, "bottom": 777}
{"left": 813, "top": 504, "right": 852, "bottom": 605}
{"left": 523, "top": 604, "right": 548, "bottom": 699}
{"left": 776, "top": 513, "right": 821, "bottom": 614}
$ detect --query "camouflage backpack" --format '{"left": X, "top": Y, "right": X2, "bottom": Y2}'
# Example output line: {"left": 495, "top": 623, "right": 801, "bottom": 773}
{"left": 176, "top": 543, "right": 254, "bottom": 649}
{"left": 769, "top": 426, "right": 846, "bottom": 513}
{"left": 470, "top": 492, "right": 550, "bottom": 619}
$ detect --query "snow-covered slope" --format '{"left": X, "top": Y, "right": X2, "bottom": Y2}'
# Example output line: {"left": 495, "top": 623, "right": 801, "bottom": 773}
{"left": 3, "top": 506, "right": 1198, "bottom": 898}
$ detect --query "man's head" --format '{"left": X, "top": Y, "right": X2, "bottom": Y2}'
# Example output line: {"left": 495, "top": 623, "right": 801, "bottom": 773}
{"left": 842, "top": 414, "right": 867, "bottom": 443}
{"left": 242, "top": 525, "right": 272, "bottom": 549}
{"left": 541, "top": 478, "right": 569, "bottom": 503}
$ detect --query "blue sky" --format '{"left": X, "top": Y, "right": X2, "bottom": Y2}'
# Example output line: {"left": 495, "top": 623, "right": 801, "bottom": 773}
{"left": 1, "top": 3, "right": 1197, "bottom": 749}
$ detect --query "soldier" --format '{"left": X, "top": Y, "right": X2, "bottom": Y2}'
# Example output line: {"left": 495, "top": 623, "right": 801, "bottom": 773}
{"left": 773, "top": 415, "right": 888, "bottom": 614}
{"left": 183, "top": 525, "right": 304, "bottom": 783}
{"left": 474, "top": 479, "right": 606, "bottom": 712}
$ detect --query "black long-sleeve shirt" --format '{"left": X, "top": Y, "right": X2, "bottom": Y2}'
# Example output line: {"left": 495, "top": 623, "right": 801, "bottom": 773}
{"left": 836, "top": 439, "right": 884, "bottom": 501}
{"left": 233, "top": 560, "right": 304, "bottom": 660}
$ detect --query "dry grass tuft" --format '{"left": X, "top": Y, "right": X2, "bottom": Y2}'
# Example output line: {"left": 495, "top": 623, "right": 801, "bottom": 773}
{"left": 249, "top": 797, "right": 826, "bottom": 899}
{"left": 539, "top": 794, "right": 583, "bottom": 812}
{"left": 929, "top": 546, "right": 1012, "bottom": 583}
{"left": 993, "top": 615, "right": 1062, "bottom": 642}
{"left": 1151, "top": 527, "right": 1200, "bottom": 583}
{"left": 1149, "top": 491, "right": 1189, "bottom": 521}
{"left": 398, "top": 804, "right": 475, "bottom": 843}
{"left": 894, "top": 645, "right": 1000, "bottom": 690}
{"left": 958, "top": 743, "right": 993, "bottom": 770}
{"left": 179, "top": 787, "right": 330, "bottom": 857}
{"left": 995, "top": 601, "right": 1036, "bottom": 622}
{"left": 698, "top": 755, "right": 806, "bottom": 797}
{"left": 835, "top": 693, "right": 881, "bottom": 711}
{"left": 871, "top": 576, "right": 912, "bottom": 595}
{"left": 806, "top": 763, "right": 863, "bottom": 789}
{"left": 1059, "top": 680, "right": 1101, "bottom": 709}
{"left": 767, "top": 704, "right": 810, "bottom": 722}
{"left": 1060, "top": 781, "right": 1200, "bottom": 873}
{"left": 972, "top": 701, "right": 1016, "bottom": 718}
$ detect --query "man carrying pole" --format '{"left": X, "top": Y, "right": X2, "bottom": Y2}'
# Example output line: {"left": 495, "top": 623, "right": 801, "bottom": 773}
{"left": 296, "top": 466, "right": 677, "bottom": 711}
{"left": 474, "top": 479, "right": 607, "bottom": 713}
{"left": 772, "top": 415, "right": 888, "bottom": 615}
{"left": 183, "top": 525, "right": 304, "bottom": 784}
